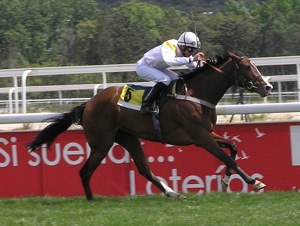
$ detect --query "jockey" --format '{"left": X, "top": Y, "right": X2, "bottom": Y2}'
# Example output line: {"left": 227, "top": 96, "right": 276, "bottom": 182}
{"left": 136, "top": 31, "right": 204, "bottom": 114}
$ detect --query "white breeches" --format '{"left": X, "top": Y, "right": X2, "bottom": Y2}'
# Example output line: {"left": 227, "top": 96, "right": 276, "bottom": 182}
{"left": 136, "top": 59, "right": 178, "bottom": 85}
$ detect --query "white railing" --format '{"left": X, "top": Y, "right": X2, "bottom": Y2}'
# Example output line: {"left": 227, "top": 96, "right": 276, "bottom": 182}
{"left": 0, "top": 55, "right": 299, "bottom": 114}
{"left": 1, "top": 102, "right": 300, "bottom": 124}
{"left": 0, "top": 82, "right": 155, "bottom": 113}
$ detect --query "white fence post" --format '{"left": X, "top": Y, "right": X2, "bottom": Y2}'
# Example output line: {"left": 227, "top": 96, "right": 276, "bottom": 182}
{"left": 13, "top": 76, "right": 19, "bottom": 113}
{"left": 93, "top": 84, "right": 101, "bottom": 96}
{"left": 297, "top": 63, "right": 300, "bottom": 101}
{"left": 8, "top": 88, "right": 15, "bottom": 113}
{"left": 102, "top": 72, "right": 107, "bottom": 89}
{"left": 21, "top": 70, "right": 32, "bottom": 113}
{"left": 58, "top": 91, "right": 63, "bottom": 105}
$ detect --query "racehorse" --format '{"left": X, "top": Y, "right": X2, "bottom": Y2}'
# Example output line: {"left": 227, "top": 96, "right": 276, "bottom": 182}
{"left": 27, "top": 51, "right": 273, "bottom": 200}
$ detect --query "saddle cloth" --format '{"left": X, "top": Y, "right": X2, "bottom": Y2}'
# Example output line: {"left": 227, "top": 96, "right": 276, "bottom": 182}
{"left": 117, "top": 81, "right": 177, "bottom": 111}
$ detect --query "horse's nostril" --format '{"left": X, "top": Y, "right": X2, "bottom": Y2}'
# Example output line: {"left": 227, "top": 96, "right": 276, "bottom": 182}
{"left": 265, "top": 85, "right": 273, "bottom": 92}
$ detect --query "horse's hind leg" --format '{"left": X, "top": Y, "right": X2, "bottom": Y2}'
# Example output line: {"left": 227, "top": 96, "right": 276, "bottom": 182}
{"left": 79, "top": 140, "right": 113, "bottom": 200}
{"left": 115, "top": 130, "right": 185, "bottom": 199}
{"left": 211, "top": 132, "right": 238, "bottom": 192}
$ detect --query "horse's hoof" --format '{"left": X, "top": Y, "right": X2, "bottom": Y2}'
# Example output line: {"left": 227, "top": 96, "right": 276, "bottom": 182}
{"left": 177, "top": 194, "right": 186, "bottom": 200}
{"left": 221, "top": 179, "right": 228, "bottom": 192}
{"left": 254, "top": 180, "right": 266, "bottom": 191}
{"left": 165, "top": 192, "right": 186, "bottom": 200}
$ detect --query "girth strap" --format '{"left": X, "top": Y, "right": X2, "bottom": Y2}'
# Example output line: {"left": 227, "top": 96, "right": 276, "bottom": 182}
{"left": 173, "top": 94, "right": 216, "bottom": 109}
{"left": 151, "top": 105, "right": 164, "bottom": 144}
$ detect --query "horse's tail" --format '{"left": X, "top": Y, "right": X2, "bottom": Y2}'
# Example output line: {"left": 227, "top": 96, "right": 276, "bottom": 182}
{"left": 27, "top": 102, "right": 87, "bottom": 152}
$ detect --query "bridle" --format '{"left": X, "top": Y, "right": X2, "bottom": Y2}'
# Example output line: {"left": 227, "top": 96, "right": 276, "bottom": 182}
{"left": 200, "top": 56, "right": 262, "bottom": 91}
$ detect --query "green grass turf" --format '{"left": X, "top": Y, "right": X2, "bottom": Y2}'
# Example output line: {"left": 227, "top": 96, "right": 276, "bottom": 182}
{"left": 0, "top": 192, "right": 299, "bottom": 226}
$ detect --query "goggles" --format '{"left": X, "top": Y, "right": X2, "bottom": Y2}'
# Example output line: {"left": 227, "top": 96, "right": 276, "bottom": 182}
{"left": 186, "top": 47, "right": 198, "bottom": 53}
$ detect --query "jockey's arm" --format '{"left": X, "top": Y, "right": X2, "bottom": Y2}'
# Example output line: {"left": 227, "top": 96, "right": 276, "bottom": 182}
{"left": 161, "top": 43, "right": 190, "bottom": 66}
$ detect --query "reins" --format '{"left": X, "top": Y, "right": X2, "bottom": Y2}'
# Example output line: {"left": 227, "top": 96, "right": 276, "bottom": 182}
{"left": 199, "top": 57, "right": 250, "bottom": 88}
{"left": 199, "top": 58, "right": 234, "bottom": 79}
{"left": 200, "top": 60, "right": 227, "bottom": 76}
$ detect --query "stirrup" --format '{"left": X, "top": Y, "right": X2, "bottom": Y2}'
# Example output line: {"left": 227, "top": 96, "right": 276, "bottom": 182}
{"left": 148, "top": 101, "right": 159, "bottom": 115}
{"left": 140, "top": 102, "right": 159, "bottom": 115}
{"left": 150, "top": 104, "right": 159, "bottom": 115}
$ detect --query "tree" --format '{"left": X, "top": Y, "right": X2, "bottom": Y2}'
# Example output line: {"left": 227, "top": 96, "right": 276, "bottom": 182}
{"left": 0, "top": 0, "right": 30, "bottom": 68}
{"left": 0, "top": 0, "right": 299, "bottom": 70}
{"left": 194, "top": 12, "right": 225, "bottom": 56}
{"left": 254, "top": 0, "right": 300, "bottom": 56}
{"left": 109, "top": 1, "right": 166, "bottom": 64}
{"left": 216, "top": 0, "right": 260, "bottom": 56}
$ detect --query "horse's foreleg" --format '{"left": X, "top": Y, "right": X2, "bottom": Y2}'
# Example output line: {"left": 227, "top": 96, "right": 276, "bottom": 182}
{"left": 199, "top": 133, "right": 266, "bottom": 191}
{"left": 211, "top": 132, "right": 238, "bottom": 192}
{"left": 115, "top": 130, "right": 185, "bottom": 199}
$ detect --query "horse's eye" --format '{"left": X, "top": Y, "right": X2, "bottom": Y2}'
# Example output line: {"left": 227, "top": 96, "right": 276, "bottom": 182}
{"left": 245, "top": 66, "right": 251, "bottom": 71}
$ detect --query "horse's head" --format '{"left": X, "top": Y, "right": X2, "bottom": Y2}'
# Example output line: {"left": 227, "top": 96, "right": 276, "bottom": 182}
{"left": 228, "top": 52, "right": 273, "bottom": 97}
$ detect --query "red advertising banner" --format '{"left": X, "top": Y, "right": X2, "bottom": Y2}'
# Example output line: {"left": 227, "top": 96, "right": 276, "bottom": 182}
{"left": 1, "top": 121, "right": 300, "bottom": 197}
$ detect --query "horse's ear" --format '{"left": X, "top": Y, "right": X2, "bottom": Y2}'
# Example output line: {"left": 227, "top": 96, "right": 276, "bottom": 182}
{"left": 227, "top": 51, "right": 236, "bottom": 58}
{"left": 229, "top": 51, "right": 245, "bottom": 58}
{"left": 223, "top": 51, "right": 231, "bottom": 59}
{"left": 228, "top": 51, "right": 241, "bottom": 61}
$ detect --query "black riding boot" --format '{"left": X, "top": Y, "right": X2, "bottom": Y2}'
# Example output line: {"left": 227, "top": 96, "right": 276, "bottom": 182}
{"left": 140, "top": 82, "right": 167, "bottom": 114}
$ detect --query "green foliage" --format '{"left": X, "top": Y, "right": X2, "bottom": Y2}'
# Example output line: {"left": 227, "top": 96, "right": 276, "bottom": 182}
{"left": 0, "top": 0, "right": 299, "bottom": 100}
{"left": 0, "top": 0, "right": 298, "bottom": 69}
{"left": 254, "top": 0, "right": 300, "bottom": 56}
{"left": 110, "top": 1, "right": 166, "bottom": 63}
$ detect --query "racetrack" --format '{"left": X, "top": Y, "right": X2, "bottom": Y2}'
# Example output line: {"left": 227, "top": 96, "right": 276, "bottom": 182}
{"left": 0, "top": 192, "right": 299, "bottom": 226}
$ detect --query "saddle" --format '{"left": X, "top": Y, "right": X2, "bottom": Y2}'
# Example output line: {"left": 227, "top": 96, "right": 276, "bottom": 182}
{"left": 117, "top": 80, "right": 178, "bottom": 144}
{"left": 117, "top": 80, "right": 177, "bottom": 112}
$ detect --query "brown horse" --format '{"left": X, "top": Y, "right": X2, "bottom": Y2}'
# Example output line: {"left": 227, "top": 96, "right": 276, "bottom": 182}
{"left": 27, "top": 51, "right": 273, "bottom": 200}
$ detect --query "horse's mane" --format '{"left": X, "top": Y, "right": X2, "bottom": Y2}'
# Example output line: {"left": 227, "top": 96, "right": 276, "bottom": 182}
{"left": 179, "top": 52, "right": 231, "bottom": 80}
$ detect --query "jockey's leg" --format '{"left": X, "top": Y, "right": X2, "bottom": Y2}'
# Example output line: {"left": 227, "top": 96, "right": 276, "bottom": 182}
{"left": 141, "top": 82, "right": 167, "bottom": 114}
{"left": 161, "top": 68, "right": 178, "bottom": 80}
{"left": 136, "top": 61, "right": 171, "bottom": 114}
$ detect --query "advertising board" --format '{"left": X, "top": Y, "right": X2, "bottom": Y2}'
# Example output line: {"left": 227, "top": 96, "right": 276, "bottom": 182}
{"left": 1, "top": 121, "right": 300, "bottom": 197}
